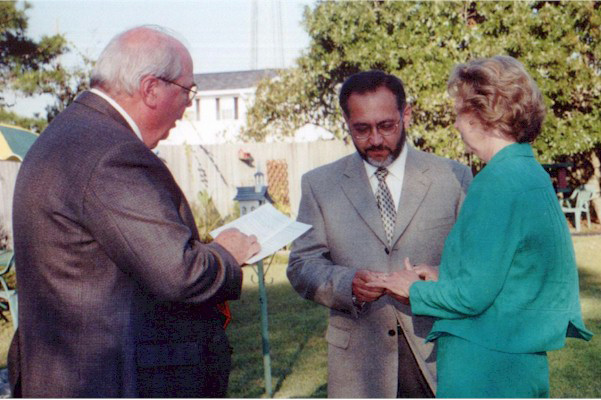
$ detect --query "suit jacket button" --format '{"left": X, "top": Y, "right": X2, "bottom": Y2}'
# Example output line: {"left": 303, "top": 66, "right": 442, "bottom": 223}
{"left": 385, "top": 248, "right": 390, "bottom": 254}
{"left": 388, "top": 329, "right": 396, "bottom": 336}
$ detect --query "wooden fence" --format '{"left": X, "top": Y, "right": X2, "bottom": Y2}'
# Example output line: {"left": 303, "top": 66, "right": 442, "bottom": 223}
{"left": 156, "top": 140, "right": 355, "bottom": 217}
{"left": 0, "top": 140, "right": 355, "bottom": 244}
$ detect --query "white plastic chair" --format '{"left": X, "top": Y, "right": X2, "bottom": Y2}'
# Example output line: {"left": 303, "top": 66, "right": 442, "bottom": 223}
{"left": 561, "top": 186, "right": 594, "bottom": 232}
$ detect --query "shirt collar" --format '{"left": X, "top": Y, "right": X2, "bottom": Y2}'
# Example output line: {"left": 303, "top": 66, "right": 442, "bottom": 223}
{"left": 90, "top": 88, "right": 143, "bottom": 143}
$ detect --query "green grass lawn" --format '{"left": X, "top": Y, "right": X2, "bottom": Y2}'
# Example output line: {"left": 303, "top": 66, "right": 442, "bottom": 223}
{"left": 228, "top": 237, "right": 601, "bottom": 398}
{"left": 226, "top": 253, "right": 328, "bottom": 398}
{"left": 548, "top": 235, "right": 601, "bottom": 398}
{"left": 0, "top": 236, "right": 598, "bottom": 397}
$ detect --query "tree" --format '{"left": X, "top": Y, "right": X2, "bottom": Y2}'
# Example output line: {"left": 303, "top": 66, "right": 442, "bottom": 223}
{"left": 1, "top": 1, "right": 91, "bottom": 129}
{"left": 0, "top": 107, "right": 46, "bottom": 133}
{"left": 244, "top": 1, "right": 601, "bottom": 167}
{"left": 13, "top": 49, "right": 93, "bottom": 122}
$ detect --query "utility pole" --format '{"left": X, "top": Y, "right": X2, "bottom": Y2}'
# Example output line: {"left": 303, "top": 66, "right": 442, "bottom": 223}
{"left": 250, "top": 0, "right": 259, "bottom": 69}
{"left": 250, "top": 0, "right": 285, "bottom": 70}
{"left": 272, "top": 0, "right": 285, "bottom": 68}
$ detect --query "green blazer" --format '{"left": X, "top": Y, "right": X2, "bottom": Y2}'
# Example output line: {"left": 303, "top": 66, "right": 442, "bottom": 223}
{"left": 410, "top": 143, "right": 592, "bottom": 353}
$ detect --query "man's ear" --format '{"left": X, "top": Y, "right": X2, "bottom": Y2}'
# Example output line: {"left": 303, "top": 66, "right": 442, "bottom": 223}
{"left": 402, "top": 104, "right": 412, "bottom": 130}
{"left": 343, "top": 112, "right": 351, "bottom": 126}
{"left": 139, "top": 75, "right": 160, "bottom": 108}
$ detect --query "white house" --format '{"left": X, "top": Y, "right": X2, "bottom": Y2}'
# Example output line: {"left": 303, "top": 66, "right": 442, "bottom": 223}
{"left": 164, "top": 69, "right": 276, "bottom": 145}
{"left": 164, "top": 69, "right": 333, "bottom": 145}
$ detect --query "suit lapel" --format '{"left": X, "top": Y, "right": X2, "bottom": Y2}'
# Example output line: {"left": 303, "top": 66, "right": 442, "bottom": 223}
{"left": 391, "top": 146, "right": 431, "bottom": 247}
{"left": 341, "top": 153, "right": 389, "bottom": 246}
{"left": 74, "top": 91, "right": 198, "bottom": 234}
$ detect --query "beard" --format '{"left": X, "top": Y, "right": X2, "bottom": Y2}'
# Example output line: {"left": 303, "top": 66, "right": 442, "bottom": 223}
{"left": 356, "top": 126, "right": 406, "bottom": 168}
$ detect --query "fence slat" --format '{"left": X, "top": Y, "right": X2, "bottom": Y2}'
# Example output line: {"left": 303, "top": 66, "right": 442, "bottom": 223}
{"left": 156, "top": 141, "right": 354, "bottom": 218}
{"left": 0, "top": 141, "right": 355, "bottom": 244}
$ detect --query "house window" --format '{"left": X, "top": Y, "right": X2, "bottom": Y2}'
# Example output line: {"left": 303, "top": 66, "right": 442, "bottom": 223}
{"left": 234, "top": 97, "right": 239, "bottom": 120}
{"left": 216, "top": 97, "right": 236, "bottom": 120}
{"left": 215, "top": 98, "right": 221, "bottom": 120}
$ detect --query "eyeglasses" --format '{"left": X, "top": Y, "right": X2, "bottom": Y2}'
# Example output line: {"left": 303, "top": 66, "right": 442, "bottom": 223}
{"left": 158, "top": 77, "right": 198, "bottom": 102}
{"left": 349, "top": 120, "right": 400, "bottom": 140}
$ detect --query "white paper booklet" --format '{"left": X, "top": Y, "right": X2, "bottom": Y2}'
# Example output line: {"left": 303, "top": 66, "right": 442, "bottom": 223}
{"left": 210, "top": 203, "right": 312, "bottom": 264}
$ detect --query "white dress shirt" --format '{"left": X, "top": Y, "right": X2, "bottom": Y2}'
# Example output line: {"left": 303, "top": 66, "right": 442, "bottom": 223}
{"left": 363, "top": 144, "right": 408, "bottom": 212}
{"left": 90, "top": 88, "right": 143, "bottom": 143}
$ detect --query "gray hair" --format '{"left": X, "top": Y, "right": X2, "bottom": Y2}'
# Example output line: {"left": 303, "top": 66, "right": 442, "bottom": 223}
{"left": 90, "top": 25, "right": 186, "bottom": 95}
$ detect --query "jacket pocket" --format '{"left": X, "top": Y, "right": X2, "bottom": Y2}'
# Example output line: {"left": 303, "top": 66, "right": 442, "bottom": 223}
{"left": 136, "top": 342, "right": 201, "bottom": 368}
{"left": 326, "top": 325, "right": 350, "bottom": 349}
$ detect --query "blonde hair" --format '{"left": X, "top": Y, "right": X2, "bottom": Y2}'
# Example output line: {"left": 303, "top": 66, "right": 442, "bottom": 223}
{"left": 447, "top": 55, "right": 547, "bottom": 142}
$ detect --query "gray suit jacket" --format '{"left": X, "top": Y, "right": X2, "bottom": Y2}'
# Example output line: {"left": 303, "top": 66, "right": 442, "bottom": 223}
{"left": 9, "top": 91, "right": 242, "bottom": 397}
{"left": 287, "top": 147, "right": 472, "bottom": 397}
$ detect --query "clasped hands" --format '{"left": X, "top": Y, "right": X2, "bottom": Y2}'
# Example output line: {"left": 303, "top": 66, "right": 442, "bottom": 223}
{"left": 352, "top": 258, "right": 438, "bottom": 305}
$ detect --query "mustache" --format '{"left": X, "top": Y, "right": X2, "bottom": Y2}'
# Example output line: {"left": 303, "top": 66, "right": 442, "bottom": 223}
{"left": 366, "top": 145, "right": 391, "bottom": 152}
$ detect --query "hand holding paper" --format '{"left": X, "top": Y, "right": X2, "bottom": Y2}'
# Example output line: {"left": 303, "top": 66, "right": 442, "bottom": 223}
{"left": 211, "top": 203, "right": 312, "bottom": 264}
{"left": 213, "top": 228, "right": 260, "bottom": 265}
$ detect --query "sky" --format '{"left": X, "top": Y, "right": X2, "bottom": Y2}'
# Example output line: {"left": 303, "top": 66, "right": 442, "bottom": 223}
{"left": 6, "top": 0, "right": 314, "bottom": 117}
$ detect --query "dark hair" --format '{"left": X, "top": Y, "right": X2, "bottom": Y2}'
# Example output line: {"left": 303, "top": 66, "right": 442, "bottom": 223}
{"left": 339, "top": 70, "right": 407, "bottom": 116}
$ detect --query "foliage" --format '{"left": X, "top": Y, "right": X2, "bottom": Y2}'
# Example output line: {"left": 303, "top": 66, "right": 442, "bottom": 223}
{"left": 0, "top": 107, "right": 46, "bottom": 133}
{"left": 272, "top": 200, "right": 291, "bottom": 218}
{"left": 190, "top": 190, "right": 239, "bottom": 243}
{"left": 244, "top": 1, "right": 601, "bottom": 166}
{"left": 0, "top": 1, "right": 92, "bottom": 127}
{"left": 0, "top": 223, "right": 10, "bottom": 251}
{"left": 191, "top": 190, "right": 226, "bottom": 243}
{"left": 0, "top": 1, "right": 67, "bottom": 104}
{"left": 12, "top": 48, "right": 93, "bottom": 123}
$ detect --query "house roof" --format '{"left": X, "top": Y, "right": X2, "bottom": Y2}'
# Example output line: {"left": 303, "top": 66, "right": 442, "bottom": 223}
{"left": 194, "top": 69, "right": 279, "bottom": 91}
{"left": 233, "top": 186, "right": 273, "bottom": 203}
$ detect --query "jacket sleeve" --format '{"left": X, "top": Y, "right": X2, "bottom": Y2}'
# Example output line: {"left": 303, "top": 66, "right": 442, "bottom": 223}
{"left": 410, "top": 181, "right": 517, "bottom": 319}
{"left": 82, "top": 141, "right": 242, "bottom": 304}
{"left": 287, "top": 174, "right": 363, "bottom": 317}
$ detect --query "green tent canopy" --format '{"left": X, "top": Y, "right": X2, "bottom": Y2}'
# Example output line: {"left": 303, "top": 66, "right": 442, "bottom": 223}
{"left": 0, "top": 123, "right": 38, "bottom": 161}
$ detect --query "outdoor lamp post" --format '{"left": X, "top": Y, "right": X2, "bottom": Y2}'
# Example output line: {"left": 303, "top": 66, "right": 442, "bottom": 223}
{"left": 234, "top": 166, "right": 274, "bottom": 397}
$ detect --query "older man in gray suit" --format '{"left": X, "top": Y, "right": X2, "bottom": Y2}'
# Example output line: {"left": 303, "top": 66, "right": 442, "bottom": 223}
{"left": 9, "top": 25, "right": 259, "bottom": 397}
{"left": 287, "top": 71, "right": 472, "bottom": 398}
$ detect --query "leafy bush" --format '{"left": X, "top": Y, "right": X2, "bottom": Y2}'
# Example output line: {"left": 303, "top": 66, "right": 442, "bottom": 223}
{"left": 190, "top": 190, "right": 239, "bottom": 243}
{"left": 0, "top": 223, "right": 10, "bottom": 251}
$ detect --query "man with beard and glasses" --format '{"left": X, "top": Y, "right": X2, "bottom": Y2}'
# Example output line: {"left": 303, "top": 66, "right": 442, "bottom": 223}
{"left": 287, "top": 70, "right": 472, "bottom": 398}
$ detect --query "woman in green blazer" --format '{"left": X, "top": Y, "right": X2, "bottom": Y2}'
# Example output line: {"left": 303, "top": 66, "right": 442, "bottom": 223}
{"left": 369, "top": 56, "right": 592, "bottom": 398}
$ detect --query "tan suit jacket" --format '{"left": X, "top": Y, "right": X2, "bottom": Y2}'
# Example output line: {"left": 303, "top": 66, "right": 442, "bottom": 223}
{"left": 287, "top": 146, "right": 472, "bottom": 397}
